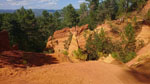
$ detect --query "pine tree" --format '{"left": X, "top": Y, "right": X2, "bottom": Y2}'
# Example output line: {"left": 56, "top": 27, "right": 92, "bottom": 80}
{"left": 86, "top": 0, "right": 99, "bottom": 30}
{"left": 62, "top": 4, "right": 79, "bottom": 27}
{"left": 78, "top": 3, "right": 89, "bottom": 26}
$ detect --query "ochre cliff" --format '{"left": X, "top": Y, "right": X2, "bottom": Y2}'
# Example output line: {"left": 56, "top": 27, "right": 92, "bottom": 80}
{"left": 46, "top": 24, "right": 89, "bottom": 55}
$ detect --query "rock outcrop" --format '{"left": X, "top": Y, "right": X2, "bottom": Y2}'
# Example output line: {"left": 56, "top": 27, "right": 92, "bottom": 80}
{"left": 127, "top": 43, "right": 150, "bottom": 78}
{"left": 46, "top": 24, "right": 89, "bottom": 55}
{"left": 141, "top": 0, "right": 150, "bottom": 15}
{"left": 0, "top": 30, "right": 10, "bottom": 52}
{"left": 136, "top": 25, "right": 150, "bottom": 44}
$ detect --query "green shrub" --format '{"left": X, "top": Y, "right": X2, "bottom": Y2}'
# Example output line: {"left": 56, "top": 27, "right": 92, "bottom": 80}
{"left": 63, "top": 50, "right": 69, "bottom": 56}
{"left": 137, "top": 0, "right": 147, "bottom": 11}
{"left": 112, "top": 51, "right": 136, "bottom": 63}
{"left": 73, "top": 48, "right": 87, "bottom": 61}
{"left": 145, "top": 9, "right": 150, "bottom": 24}
{"left": 85, "top": 28, "right": 113, "bottom": 60}
{"left": 124, "top": 23, "right": 135, "bottom": 43}
{"left": 132, "top": 16, "right": 137, "bottom": 25}
{"left": 23, "top": 60, "right": 27, "bottom": 65}
{"left": 122, "top": 23, "right": 136, "bottom": 52}
{"left": 97, "top": 52, "right": 107, "bottom": 58}
{"left": 85, "top": 24, "right": 137, "bottom": 62}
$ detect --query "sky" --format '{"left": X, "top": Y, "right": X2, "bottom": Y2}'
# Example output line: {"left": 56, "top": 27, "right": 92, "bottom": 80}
{"left": 0, "top": 0, "right": 86, "bottom": 10}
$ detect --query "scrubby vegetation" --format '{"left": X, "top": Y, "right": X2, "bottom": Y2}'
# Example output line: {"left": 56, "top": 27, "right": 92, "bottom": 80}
{"left": 63, "top": 50, "right": 69, "bottom": 56}
{"left": 145, "top": 9, "right": 150, "bottom": 24}
{"left": 86, "top": 28, "right": 113, "bottom": 60}
{"left": 84, "top": 24, "right": 140, "bottom": 63}
{"left": 0, "top": 0, "right": 148, "bottom": 54}
{"left": 73, "top": 48, "right": 87, "bottom": 61}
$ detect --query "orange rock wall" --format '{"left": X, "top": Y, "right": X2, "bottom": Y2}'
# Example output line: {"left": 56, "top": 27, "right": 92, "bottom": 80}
{"left": 46, "top": 24, "right": 89, "bottom": 53}
{"left": 0, "top": 30, "right": 10, "bottom": 52}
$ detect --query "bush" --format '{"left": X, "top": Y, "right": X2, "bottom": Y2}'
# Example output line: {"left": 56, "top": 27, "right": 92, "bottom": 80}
{"left": 121, "top": 23, "right": 136, "bottom": 52}
{"left": 137, "top": 0, "right": 147, "bottom": 11}
{"left": 63, "top": 50, "right": 69, "bottom": 56}
{"left": 112, "top": 51, "right": 136, "bottom": 63}
{"left": 132, "top": 16, "right": 137, "bottom": 25}
{"left": 145, "top": 9, "right": 150, "bottom": 24}
{"left": 85, "top": 28, "right": 113, "bottom": 60}
{"left": 147, "top": 9, "right": 150, "bottom": 20}
{"left": 73, "top": 48, "right": 87, "bottom": 61}
{"left": 85, "top": 24, "right": 137, "bottom": 63}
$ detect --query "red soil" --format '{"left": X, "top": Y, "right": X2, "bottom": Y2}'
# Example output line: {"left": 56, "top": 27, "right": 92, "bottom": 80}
{"left": 0, "top": 61, "right": 149, "bottom": 84}
{"left": 0, "top": 50, "right": 59, "bottom": 68}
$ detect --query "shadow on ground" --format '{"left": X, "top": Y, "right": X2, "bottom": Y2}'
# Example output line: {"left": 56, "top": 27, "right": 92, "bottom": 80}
{"left": 0, "top": 50, "right": 58, "bottom": 68}
{"left": 124, "top": 68, "right": 150, "bottom": 83}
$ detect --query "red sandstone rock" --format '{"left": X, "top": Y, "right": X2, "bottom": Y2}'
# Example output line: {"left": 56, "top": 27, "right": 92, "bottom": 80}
{"left": 0, "top": 30, "right": 10, "bottom": 52}
{"left": 46, "top": 24, "right": 89, "bottom": 53}
{"left": 53, "top": 27, "right": 70, "bottom": 39}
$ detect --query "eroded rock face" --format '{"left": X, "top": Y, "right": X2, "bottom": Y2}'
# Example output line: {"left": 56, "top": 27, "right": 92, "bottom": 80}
{"left": 136, "top": 25, "right": 150, "bottom": 44}
{"left": 46, "top": 24, "right": 89, "bottom": 54}
{"left": 141, "top": 0, "right": 150, "bottom": 15}
{"left": 127, "top": 43, "right": 150, "bottom": 78}
{"left": 0, "top": 30, "right": 10, "bottom": 52}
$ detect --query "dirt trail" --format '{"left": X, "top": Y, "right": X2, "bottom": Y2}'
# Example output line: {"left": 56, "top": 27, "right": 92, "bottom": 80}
{"left": 0, "top": 61, "right": 149, "bottom": 84}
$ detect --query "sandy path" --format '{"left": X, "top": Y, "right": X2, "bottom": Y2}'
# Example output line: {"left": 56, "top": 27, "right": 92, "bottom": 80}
{"left": 0, "top": 61, "right": 149, "bottom": 84}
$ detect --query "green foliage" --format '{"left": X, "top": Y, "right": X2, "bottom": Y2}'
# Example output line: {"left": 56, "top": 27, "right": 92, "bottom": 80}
{"left": 0, "top": 0, "right": 148, "bottom": 53}
{"left": 97, "top": 52, "right": 107, "bottom": 58}
{"left": 111, "top": 24, "right": 136, "bottom": 63}
{"left": 123, "top": 24, "right": 135, "bottom": 42}
{"left": 86, "top": 0, "right": 99, "bottom": 30}
{"left": 85, "top": 0, "right": 145, "bottom": 29}
{"left": 85, "top": 24, "right": 137, "bottom": 62}
{"left": 73, "top": 48, "right": 87, "bottom": 61}
{"left": 123, "top": 23, "right": 136, "bottom": 52}
{"left": 133, "top": 16, "right": 137, "bottom": 25}
{"left": 112, "top": 51, "right": 136, "bottom": 63}
{"left": 145, "top": 9, "right": 150, "bottom": 22}
{"left": 62, "top": 4, "right": 79, "bottom": 27}
{"left": 53, "top": 11, "right": 62, "bottom": 30}
{"left": 0, "top": 7, "right": 61, "bottom": 52}
{"left": 63, "top": 50, "right": 69, "bottom": 56}
{"left": 78, "top": 3, "right": 89, "bottom": 26}
{"left": 131, "top": 0, "right": 147, "bottom": 11}
{"left": 116, "top": 0, "right": 127, "bottom": 15}
{"left": 78, "top": 2, "right": 88, "bottom": 18}
{"left": 86, "top": 28, "right": 113, "bottom": 60}
{"left": 23, "top": 60, "right": 28, "bottom": 65}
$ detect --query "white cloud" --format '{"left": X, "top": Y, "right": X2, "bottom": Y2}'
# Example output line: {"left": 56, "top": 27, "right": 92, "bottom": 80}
{"left": 0, "top": 0, "right": 59, "bottom": 9}
{"left": 78, "top": 0, "right": 85, "bottom": 4}
{"left": 6, "top": 0, "right": 13, "bottom": 1}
